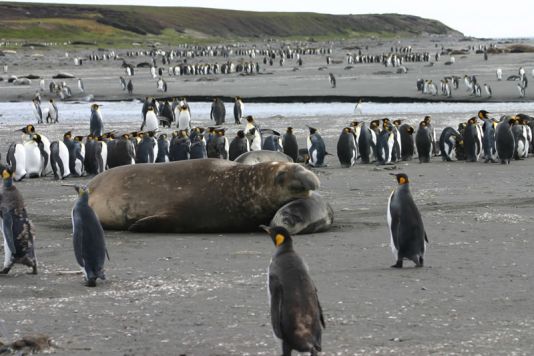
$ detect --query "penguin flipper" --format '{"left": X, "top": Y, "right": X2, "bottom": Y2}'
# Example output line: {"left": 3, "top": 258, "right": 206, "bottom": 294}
{"left": 424, "top": 231, "right": 429, "bottom": 243}
{"left": 269, "top": 274, "right": 284, "bottom": 339}
{"left": 72, "top": 214, "right": 85, "bottom": 268}
{"left": 317, "top": 296, "right": 326, "bottom": 329}
{"left": 128, "top": 215, "right": 175, "bottom": 233}
{"left": 2, "top": 211, "right": 16, "bottom": 256}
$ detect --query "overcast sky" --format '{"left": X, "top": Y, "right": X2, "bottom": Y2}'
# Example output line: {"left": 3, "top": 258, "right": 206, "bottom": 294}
{"left": 6, "top": 0, "right": 534, "bottom": 38}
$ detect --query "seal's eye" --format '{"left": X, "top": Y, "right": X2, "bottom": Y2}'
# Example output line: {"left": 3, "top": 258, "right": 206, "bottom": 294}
{"left": 275, "top": 171, "right": 286, "bottom": 186}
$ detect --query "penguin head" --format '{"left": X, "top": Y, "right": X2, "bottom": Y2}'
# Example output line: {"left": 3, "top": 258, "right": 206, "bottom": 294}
{"left": 32, "top": 134, "right": 43, "bottom": 144}
{"left": 370, "top": 120, "right": 379, "bottom": 129}
{"left": 407, "top": 126, "right": 415, "bottom": 134}
{"left": 91, "top": 103, "right": 99, "bottom": 111}
{"left": 391, "top": 173, "right": 409, "bottom": 185}
{"left": 350, "top": 121, "right": 360, "bottom": 128}
{"left": 159, "top": 133, "right": 167, "bottom": 140}
{"left": 2, "top": 167, "right": 14, "bottom": 187}
{"left": 478, "top": 110, "right": 490, "bottom": 119}
{"left": 393, "top": 119, "right": 402, "bottom": 127}
{"left": 147, "top": 105, "right": 154, "bottom": 111}
{"left": 419, "top": 121, "right": 427, "bottom": 128}
{"left": 237, "top": 130, "right": 245, "bottom": 139}
{"left": 307, "top": 126, "right": 317, "bottom": 135}
{"left": 286, "top": 127, "right": 293, "bottom": 134}
{"left": 20, "top": 124, "right": 35, "bottom": 134}
{"left": 64, "top": 131, "right": 72, "bottom": 140}
{"left": 74, "top": 185, "right": 90, "bottom": 202}
{"left": 246, "top": 115, "right": 254, "bottom": 123}
{"left": 343, "top": 127, "right": 352, "bottom": 134}
{"left": 259, "top": 225, "right": 293, "bottom": 248}
{"left": 423, "top": 116, "right": 432, "bottom": 124}
{"left": 74, "top": 136, "right": 84, "bottom": 142}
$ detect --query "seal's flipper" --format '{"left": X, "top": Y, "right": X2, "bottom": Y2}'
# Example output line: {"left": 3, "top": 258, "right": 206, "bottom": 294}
{"left": 128, "top": 215, "right": 175, "bottom": 233}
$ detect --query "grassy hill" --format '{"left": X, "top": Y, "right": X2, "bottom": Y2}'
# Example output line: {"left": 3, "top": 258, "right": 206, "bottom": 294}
{"left": 0, "top": 2, "right": 462, "bottom": 45}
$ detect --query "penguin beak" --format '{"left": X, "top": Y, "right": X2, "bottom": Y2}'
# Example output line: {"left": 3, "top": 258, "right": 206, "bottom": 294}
{"left": 259, "top": 225, "right": 271, "bottom": 234}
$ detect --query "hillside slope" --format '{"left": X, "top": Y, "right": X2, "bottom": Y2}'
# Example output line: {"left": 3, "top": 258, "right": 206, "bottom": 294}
{"left": 0, "top": 2, "right": 462, "bottom": 43}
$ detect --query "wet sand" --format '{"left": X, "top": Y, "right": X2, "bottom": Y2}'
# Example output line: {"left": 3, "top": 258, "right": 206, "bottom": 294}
{"left": 0, "top": 37, "right": 533, "bottom": 355}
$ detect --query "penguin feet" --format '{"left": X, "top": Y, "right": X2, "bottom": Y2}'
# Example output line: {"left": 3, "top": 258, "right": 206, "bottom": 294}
{"left": 85, "top": 278, "right": 97, "bottom": 287}
{"left": 391, "top": 260, "right": 403, "bottom": 268}
{"left": 28, "top": 264, "right": 38, "bottom": 275}
{"left": 0, "top": 267, "right": 11, "bottom": 274}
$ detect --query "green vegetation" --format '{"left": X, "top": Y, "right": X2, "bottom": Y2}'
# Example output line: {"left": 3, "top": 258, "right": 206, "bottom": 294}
{"left": 0, "top": 2, "right": 462, "bottom": 46}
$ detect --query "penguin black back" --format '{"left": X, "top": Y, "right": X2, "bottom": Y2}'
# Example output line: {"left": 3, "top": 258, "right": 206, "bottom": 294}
{"left": 261, "top": 225, "right": 325, "bottom": 356}
{"left": 282, "top": 127, "right": 299, "bottom": 162}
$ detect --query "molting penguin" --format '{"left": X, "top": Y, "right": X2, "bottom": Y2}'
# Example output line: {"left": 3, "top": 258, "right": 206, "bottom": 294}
{"left": 336, "top": 127, "right": 357, "bottom": 167}
{"left": 229, "top": 130, "right": 250, "bottom": 161}
{"left": 398, "top": 124, "right": 415, "bottom": 161}
{"left": 282, "top": 127, "right": 299, "bottom": 162}
{"left": 71, "top": 185, "right": 108, "bottom": 287}
{"left": 89, "top": 103, "right": 104, "bottom": 137}
{"left": 0, "top": 168, "right": 37, "bottom": 275}
{"left": 387, "top": 173, "right": 428, "bottom": 268}
{"left": 415, "top": 121, "right": 432, "bottom": 163}
{"left": 233, "top": 96, "right": 244, "bottom": 124}
{"left": 260, "top": 225, "right": 325, "bottom": 356}
{"left": 307, "top": 126, "right": 327, "bottom": 167}
{"left": 439, "top": 127, "right": 463, "bottom": 161}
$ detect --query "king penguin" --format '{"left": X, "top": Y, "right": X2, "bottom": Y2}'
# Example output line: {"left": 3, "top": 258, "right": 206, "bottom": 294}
{"left": 439, "top": 127, "right": 463, "bottom": 161}
{"left": 307, "top": 126, "right": 327, "bottom": 167}
{"left": 415, "top": 121, "right": 432, "bottom": 163}
{"left": 71, "top": 185, "right": 108, "bottom": 287}
{"left": 398, "top": 124, "right": 415, "bottom": 161}
{"left": 495, "top": 116, "right": 516, "bottom": 164}
{"left": 244, "top": 116, "right": 262, "bottom": 151}
{"left": 229, "top": 130, "right": 249, "bottom": 161}
{"left": 50, "top": 138, "right": 71, "bottom": 180}
{"left": 90, "top": 103, "right": 104, "bottom": 137}
{"left": 336, "top": 127, "right": 357, "bottom": 167}
{"left": 141, "top": 105, "right": 159, "bottom": 132}
{"left": 6, "top": 142, "right": 27, "bottom": 181}
{"left": 233, "top": 96, "right": 244, "bottom": 124}
{"left": 387, "top": 173, "right": 428, "bottom": 268}
{"left": 260, "top": 225, "right": 325, "bottom": 356}
{"left": 189, "top": 128, "right": 207, "bottom": 160}
{"left": 282, "top": 127, "right": 299, "bottom": 162}
{"left": 0, "top": 168, "right": 38, "bottom": 275}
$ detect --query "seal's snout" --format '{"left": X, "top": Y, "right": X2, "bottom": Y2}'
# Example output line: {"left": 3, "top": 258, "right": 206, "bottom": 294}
{"left": 294, "top": 165, "right": 320, "bottom": 192}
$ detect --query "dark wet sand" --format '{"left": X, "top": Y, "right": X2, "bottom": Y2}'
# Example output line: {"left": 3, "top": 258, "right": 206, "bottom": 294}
{"left": 0, "top": 36, "right": 533, "bottom": 355}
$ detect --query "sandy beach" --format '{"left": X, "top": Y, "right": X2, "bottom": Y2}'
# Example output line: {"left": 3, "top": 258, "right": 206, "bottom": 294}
{"left": 0, "top": 36, "right": 533, "bottom": 355}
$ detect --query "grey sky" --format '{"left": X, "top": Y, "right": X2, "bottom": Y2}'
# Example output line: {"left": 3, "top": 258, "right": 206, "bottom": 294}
{"left": 5, "top": 0, "right": 534, "bottom": 38}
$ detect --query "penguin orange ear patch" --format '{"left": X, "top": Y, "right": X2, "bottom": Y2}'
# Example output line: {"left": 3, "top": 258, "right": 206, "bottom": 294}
{"left": 2, "top": 170, "right": 10, "bottom": 179}
{"left": 275, "top": 234, "right": 285, "bottom": 246}
{"left": 399, "top": 177, "right": 407, "bottom": 185}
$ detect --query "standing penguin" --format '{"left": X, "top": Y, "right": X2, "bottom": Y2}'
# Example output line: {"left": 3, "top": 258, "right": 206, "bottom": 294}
{"left": 439, "top": 127, "right": 463, "bottom": 161}
{"left": 189, "top": 128, "right": 207, "bottom": 160}
{"left": 210, "top": 98, "right": 226, "bottom": 126}
{"left": 337, "top": 127, "right": 357, "bottom": 167}
{"left": 260, "top": 225, "right": 325, "bottom": 356}
{"left": 262, "top": 130, "right": 284, "bottom": 152}
{"left": 307, "top": 126, "right": 327, "bottom": 167}
{"left": 6, "top": 142, "right": 27, "bottom": 181}
{"left": 67, "top": 135, "right": 86, "bottom": 176}
{"left": 233, "top": 96, "right": 244, "bottom": 124}
{"left": 398, "top": 124, "right": 415, "bottom": 161}
{"left": 463, "top": 117, "right": 481, "bottom": 162}
{"left": 215, "top": 128, "right": 230, "bottom": 160}
{"left": 127, "top": 79, "right": 133, "bottom": 95}
{"left": 479, "top": 110, "right": 497, "bottom": 163}
{"left": 496, "top": 116, "right": 517, "bottom": 164}
{"left": 229, "top": 130, "right": 249, "bottom": 161}
{"left": 423, "top": 116, "right": 438, "bottom": 156}
{"left": 415, "top": 121, "right": 432, "bottom": 163}
{"left": 282, "top": 127, "right": 299, "bottom": 162}
{"left": 90, "top": 103, "right": 104, "bottom": 137}
{"left": 387, "top": 173, "right": 428, "bottom": 268}
{"left": 32, "top": 97, "right": 43, "bottom": 124}
{"left": 244, "top": 116, "right": 262, "bottom": 151}
{"left": 71, "top": 185, "right": 108, "bottom": 287}
{"left": 328, "top": 72, "right": 336, "bottom": 88}
{"left": 106, "top": 134, "right": 135, "bottom": 168}
{"left": 78, "top": 78, "right": 85, "bottom": 93}
{"left": 0, "top": 168, "right": 37, "bottom": 275}
{"left": 169, "top": 130, "right": 191, "bottom": 161}
{"left": 177, "top": 104, "right": 191, "bottom": 131}
{"left": 136, "top": 132, "right": 157, "bottom": 164}
{"left": 49, "top": 139, "right": 71, "bottom": 180}
{"left": 376, "top": 122, "right": 395, "bottom": 165}
{"left": 155, "top": 133, "right": 170, "bottom": 163}
{"left": 141, "top": 106, "right": 159, "bottom": 132}
{"left": 47, "top": 99, "right": 58, "bottom": 124}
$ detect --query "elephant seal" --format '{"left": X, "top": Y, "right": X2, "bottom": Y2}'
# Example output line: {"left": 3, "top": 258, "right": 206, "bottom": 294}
{"left": 87, "top": 159, "right": 319, "bottom": 233}
{"left": 270, "top": 192, "right": 334, "bottom": 235}
{"left": 234, "top": 150, "right": 293, "bottom": 165}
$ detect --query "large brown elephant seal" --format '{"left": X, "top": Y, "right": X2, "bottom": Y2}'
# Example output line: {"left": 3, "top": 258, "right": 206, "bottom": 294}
{"left": 87, "top": 159, "right": 320, "bottom": 233}
{"left": 234, "top": 150, "right": 293, "bottom": 165}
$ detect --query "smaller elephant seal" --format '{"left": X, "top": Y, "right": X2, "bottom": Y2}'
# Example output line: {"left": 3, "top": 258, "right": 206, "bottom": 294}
{"left": 235, "top": 150, "right": 293, "bottom": 165}
{"left": 270, "top": 192, "right": 334, "bottom": 235}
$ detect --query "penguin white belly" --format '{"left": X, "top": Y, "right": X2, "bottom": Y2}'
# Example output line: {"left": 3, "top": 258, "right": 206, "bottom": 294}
{"left": 24, "top": 142, "right": 42, "bottom": 176}
{"left": 13, "top": 144, "right": 27, "bottom": 181}
{"left": 100, "top": 142, "right": 108, "bottom": 171}
{"left": 386, "top": 191, "right": 398, "bottom": 257}
{"left": 76, "top": 145, "right": 85, "bottom": 176}
{"left": 251, "top": 132, "right": 262, "bottom": 151}
{"left": 152, "top": 138, "right": 158, "bottom": 163}
{"left": 178, "top": 112, "right": 191, "bottom": 130}
{"left": 41, "top": 136, "right": 52, "bottom": 175}
{"left": 2, "top": 227, "right": 14, "bottom": 269}
{"left": 55, "top": 141, "right": 70, "bottom": 178}
{"left": 146, "top": 112, "right": 159, "bottom": 132}
{"left": 386, "top": 134, "right": 394, "bottom": 164}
